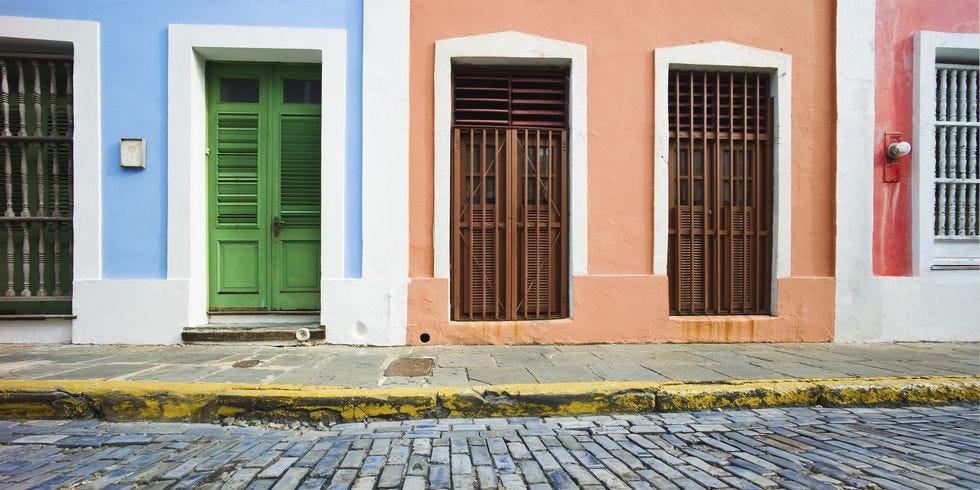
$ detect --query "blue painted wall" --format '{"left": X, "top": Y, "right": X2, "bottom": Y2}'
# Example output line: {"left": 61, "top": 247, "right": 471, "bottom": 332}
{"left": 0, "top": 0, "right": 363, "bottom": 279}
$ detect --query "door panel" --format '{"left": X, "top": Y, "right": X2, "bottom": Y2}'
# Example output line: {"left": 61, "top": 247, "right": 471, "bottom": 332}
{"left": 279, "top": 241, "right": 320, "bottom": 290}
{"left": 207, "top": 63, "right": 321, "bottom": 312}
{"left": 208, "top": 66, "right": 268, "bottom": 310}
{"left": 271, "top": 66, "right": 321, "bottom": 310}
{"left": 217, "top": 241, "right": 261, "bottom": 293}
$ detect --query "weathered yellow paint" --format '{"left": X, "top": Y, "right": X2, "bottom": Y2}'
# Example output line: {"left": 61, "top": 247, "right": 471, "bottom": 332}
{"left": 0, "top": 376, "right": 976, "bottom": 422}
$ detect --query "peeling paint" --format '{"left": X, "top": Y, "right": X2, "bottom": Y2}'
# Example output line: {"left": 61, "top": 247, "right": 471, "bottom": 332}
{"left": 0, "top": 376, "right": 975, "bottom": 423}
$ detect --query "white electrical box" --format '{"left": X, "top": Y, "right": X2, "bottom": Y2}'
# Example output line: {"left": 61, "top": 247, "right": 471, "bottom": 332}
{"left": 120, "top": 138, "right": 146, "bottom": 168}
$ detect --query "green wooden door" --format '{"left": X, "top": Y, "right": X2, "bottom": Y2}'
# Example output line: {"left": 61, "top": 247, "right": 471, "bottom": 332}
{"left": 207, "top": 63, "right": 321, "bottom": 311}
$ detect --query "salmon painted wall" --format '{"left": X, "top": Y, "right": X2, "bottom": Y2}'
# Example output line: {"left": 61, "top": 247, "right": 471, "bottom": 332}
{"left": 873, "top": 0, "right": 980, "bottom": 276}
{"left": 408, "top": 0, "right": 836, "bottom": 344}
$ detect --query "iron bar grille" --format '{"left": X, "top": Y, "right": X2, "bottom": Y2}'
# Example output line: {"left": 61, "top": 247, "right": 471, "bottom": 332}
{"left": 668, "top": 70, "right": 773, "bottom": 315}
{"left": 451, "top": 127, "right": 569, "bottom": 321}
{"left": 934, "top": 63, "right": 979, "bottom": 238}
{"left": 0, "top": 53, "right": 73, "bottom": 314}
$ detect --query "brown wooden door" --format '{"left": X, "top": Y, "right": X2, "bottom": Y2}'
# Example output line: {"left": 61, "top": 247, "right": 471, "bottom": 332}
{"left": 449, "top": 66, "right": 570, "bottom": 321}
{"left": 668, "top": 70, "right": 773, "bottom": 315}
{"left": 452, "top": 127, "right": 568, "bottom": 321}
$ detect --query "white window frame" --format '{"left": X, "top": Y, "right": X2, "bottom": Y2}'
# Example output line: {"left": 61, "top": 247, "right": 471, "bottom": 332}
{"left": 0, "top": 16, "right": 102, "bottom": 286}
{"left": 653, "top": 42, "right": 792, "bottom": 314}
{"left": 912, "top": 31, "right": 980, "bottom": 273}
{"left": 0, "top": 16, "right": 99, "bottom": 342}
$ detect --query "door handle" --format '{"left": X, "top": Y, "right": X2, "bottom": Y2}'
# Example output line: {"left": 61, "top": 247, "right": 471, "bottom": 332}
{"left": 272, "top": 217, "right": 283, "bottom": 238}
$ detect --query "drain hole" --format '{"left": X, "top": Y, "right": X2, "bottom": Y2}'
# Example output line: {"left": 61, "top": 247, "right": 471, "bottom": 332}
{"left": 419, "top": 333, "right": 430, "bottom": 343}
{"left": 233, "top": 359, "right": 261, "bottom": 368}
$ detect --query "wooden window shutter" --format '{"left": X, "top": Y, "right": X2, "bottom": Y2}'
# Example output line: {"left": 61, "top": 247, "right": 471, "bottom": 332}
{"left": 451, "top": 66, "right": 569, "bottom": 321}
{"left": 668, "top": 70, "right": 773, "bottom": 315}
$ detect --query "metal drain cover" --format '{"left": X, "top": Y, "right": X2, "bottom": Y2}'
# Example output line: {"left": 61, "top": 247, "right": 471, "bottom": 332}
{"left": 384, "top": 357, "right": 434, "bottom": 377}
{"left": 232, "top": 359, "right": 262, "bottom": 368}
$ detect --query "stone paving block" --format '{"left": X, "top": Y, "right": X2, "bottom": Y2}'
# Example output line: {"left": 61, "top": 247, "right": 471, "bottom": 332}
{"left": 376, "top": 464, "right": 404, "bottom": 488}
{"left": 702, "top": 363, "right": 786, "bottom": 380}
{"left": 527, "top": 365, "right": 602, "bottom": 383}
{"left": 400, "top": 475, "right": 426, "bottom": 490}
{"left": 130, "top": 365, "right": 225, "bottom": 382}
{"left": 451, "top": 453, "right": 472, "bottom": 475}
{"left": 469, "top": 445, "right": 492, "bottom": 466}
{"left": 466, "top": 366, "right": 536, "bottom": 385}
{"left": 428, "top": 464, "right": 450, "bottom": 489}
{"left": 36, "top": 363, "right": 149, "bottom": 380}
{"left": 491, "top": 352, "right": 547, "bottom": 367}
{"left": 405, "top": 453, "right": 429, "bottom": 476}
{"left": 56, "top": 435, "right": 110, "bottom": 447}
{"left": 246, "top": 450, "right": 284, "bottom": 469}
{"left": 160, "top": 456, "right": 208, "bottom": 480}
{"left": 10, "top": 434, "right": 67, "bottom": 444}
{"left": 517, "top": 459, "right": 548, "bottom": 484}
{"left": 310, "top": 441, "right": 351, "bottom": 477}
{"left": 643, "top": 364, "right": 726, "bottom": 382}
{"left": 589, "top": 467, "right": 630, "bottom": 489}
{"left": 610, "top": 448, "right": 645, "bottom": 469}
{"left": 451, "top": 474, "right": 475, "bottom": 489}
{"left": 386, "top": 444, "right": 409, "bottom": 464}
{"left": 602, "top": 456, "right": 642, "bottom": 480}
{"left": 430, "top": 445, "right": 450, "bottom": 464}
{"left": 436, "top": 353, "right": 495, "bottom": 368}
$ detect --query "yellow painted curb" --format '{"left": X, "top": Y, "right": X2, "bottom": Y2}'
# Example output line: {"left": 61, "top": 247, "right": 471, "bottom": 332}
{"left": 0, "top": 376, "right": 976, "bottom": 422}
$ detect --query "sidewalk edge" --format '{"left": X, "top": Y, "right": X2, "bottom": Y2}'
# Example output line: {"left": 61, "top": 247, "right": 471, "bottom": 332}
{"left": 0, "top": 376, "right": 976, "bottom": 422}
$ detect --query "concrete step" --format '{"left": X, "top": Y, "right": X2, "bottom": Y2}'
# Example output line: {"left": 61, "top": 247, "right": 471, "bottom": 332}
{"left": 207, "top": 312, "right": 320, "bottom": 325}
{"left": 182, "top": 324, "right": 324, "bottom": 343}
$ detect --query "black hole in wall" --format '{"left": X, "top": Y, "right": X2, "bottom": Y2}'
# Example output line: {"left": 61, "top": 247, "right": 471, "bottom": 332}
{"left": 419, "top": 333, "right": 430, "bottom": 343}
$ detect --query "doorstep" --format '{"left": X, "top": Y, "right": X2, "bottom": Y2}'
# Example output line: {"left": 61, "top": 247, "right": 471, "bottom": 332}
{"left": 181, "top": 324, "right": 325, "bottom": 343}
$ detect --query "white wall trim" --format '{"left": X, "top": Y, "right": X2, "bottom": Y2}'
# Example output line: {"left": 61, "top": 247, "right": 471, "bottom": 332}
{"left": 912, "top": 31, "right": 980, "bottom": 275}
{"left": 654, "top": 42, "right": 792, "bottom": 287}
{"left": 318, "top": 0, "right": 410, "bottom": 346}
{"left": 167, "top": 24, "right": 347, "bottom": 329}
{"left": 433, "top": 31, "right": 588, "bottom": 280}
{"left": 834, "top": 0, "right": 881, "bottom": 340}
{"left": 72, "top": 279, "right": 186, "bottom": 344}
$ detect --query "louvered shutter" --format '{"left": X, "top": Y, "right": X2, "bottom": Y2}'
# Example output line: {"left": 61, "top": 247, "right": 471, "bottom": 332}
{"left": 215, "top": 113, "right": 260, "bottom": 226}
{"left": 279, "top": 114, "right": 320, "bottom": 227}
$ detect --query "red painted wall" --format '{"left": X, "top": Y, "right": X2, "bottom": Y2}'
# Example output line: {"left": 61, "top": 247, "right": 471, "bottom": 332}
{"left": 873, "top": 0, "right": 979, "bottom": 276}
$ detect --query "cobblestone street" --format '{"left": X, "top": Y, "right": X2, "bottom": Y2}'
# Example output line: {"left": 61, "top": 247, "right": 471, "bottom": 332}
{"left": 0, "top": 405, "right": 977, "bottom": 489}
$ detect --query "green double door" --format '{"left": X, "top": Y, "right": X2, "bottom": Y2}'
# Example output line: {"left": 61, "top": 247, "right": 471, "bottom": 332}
{"left": 207, "top": 63, "right": 321, "bottom": 311}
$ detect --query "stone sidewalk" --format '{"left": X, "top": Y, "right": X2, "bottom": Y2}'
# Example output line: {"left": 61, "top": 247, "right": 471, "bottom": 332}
{"left": 0, "top": 342, "right": 977, "bottom": 388}
{"left": 0, "top": 342, "right": 976, "bottom": 422}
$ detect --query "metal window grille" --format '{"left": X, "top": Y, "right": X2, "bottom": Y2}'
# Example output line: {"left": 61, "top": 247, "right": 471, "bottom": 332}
{"left": 934, "top": 63, "right": 979, "bottom": 238}
{"left": 668, "top": 70, "right": 773, "bottom": 315}
{"left": 451, "top": 67, "right": 569, "bottom": 321}
{"left": 0, "top": 53, "right": 73, "bottom": 314}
